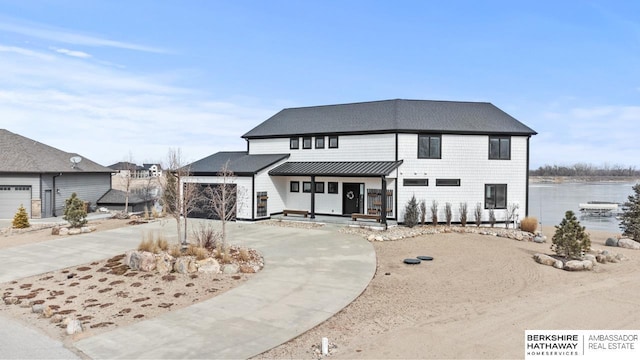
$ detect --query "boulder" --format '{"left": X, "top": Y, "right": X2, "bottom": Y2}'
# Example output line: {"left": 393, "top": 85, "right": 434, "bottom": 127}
{"left": 533, "top": 236, "right": 545, "bottom": 243}
{"left": 222, "top": 264, "right": 239, "bottom": 274}
{"left": 174, "top": 257, "right": 191, "bottom": 274}
{"left": 367, "top": 234, "right": 375, "bottom": 242}
{"left": 126, "top": 250, "right": 142, "bottom": 270}
{"left": 59, "top": 228, "right": 69, "bottom": 236}
{"left": 595, "top": 254, "right": 607, "bottom": 264}
{"left": 374, "top": 235, "right": 384, "bottom": 242}
{"left": 605, "top": 237, "right": 619, "bottom": 247}
{"left": 584, "top": 254, "right": 597, "bottom": 266}
{"left": 156, "top": 254, "right": 173, "bottom": 274}
{"left": 68, "top": 228, "right": 81, "bottom": 235}
{"left": 533, "top": 253, "right": 556, "bottom": 266}
{"left": 196, "top": 258, "right": 220, "bottom": 274}
{"left": 51, "top": 226, "right": 60, "bottom": 235}
{"left": 66, "top": 319, "right": 83, "bottom": 335}
{"left": 138, "top": 251, "right": 156, "bottom": 272}
{"left": 43, "top": 306, "right": 54, "bottom": 318}
{"left": 564, "top": 260, "right": 593, "bottom": 271}
{"left": 618, "top": 238, "right": 640, "bottom": 250}
{"left": 32, "top": 304, "right": 44, "bottom": 314}
{"left": 50, "top": 314, "right": 64, "bottom": 324}
{"left": 80, "top": 227, "right": 91, "bottom": 233}
{"left": 553, "top": 260, "right": 564, "bottom": 269}
{"left": 187, "top": 259, "right": 198, "bottom": 273}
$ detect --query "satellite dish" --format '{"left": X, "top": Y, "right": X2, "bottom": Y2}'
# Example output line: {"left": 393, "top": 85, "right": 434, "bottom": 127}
{"left": 70, "top": 156, "right": 82, "bottom": 168}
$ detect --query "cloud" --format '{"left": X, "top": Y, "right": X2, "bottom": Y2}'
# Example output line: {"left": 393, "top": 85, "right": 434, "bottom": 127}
{"left": 53, "top": 48, "right": 91, "bottom": 58}
{"left": 0, "top": 17, "right": 165, "bottom": 53}
{"left": 0, "top": 42, "right": 276, "bottom": 166}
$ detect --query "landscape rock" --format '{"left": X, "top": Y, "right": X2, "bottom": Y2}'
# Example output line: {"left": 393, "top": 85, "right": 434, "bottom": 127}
{"left": 156, "top": 254, "right": 173, "bottom": 274}
{"left": 374, "top": 235, "right": 384, "bottom": 242}
{"left": 196, "top": 258, "right": 220, "bottom": 273}
{"left": 605, "top": 237, "right": 619, "bottom": 247}
{"left": 367, "top": 234, "right": 375, "bottom": 242}
{"left": 59, "top": 228, "right": 69, "bottom": 236}
{"left": 595, "top": 254, "right": 607, "bottom": 264}
{"left": 564, "top": 260, "right": 593, "bottom": 271}
{"left": 174, "top": 257, "right": 191, "bottom": 274}
{"left": 3, "top": 296, "right": 19, "bottom": 305}
{"left": 50, "top": 314, "right": 64, "bottom": 324}
{"left": 584, "top": 254, "right": 597, "bottom": 266}
{"left": 80, "top": 226, "right": 91, "bottom": 233}
{"left": 533, "top": 253, "right": 556, "bottom": 266}
{"left": 222, "top": 263, "right": 239, "bottom": 274}
{"left": 68, "top": 228, "right": 81, "bottom": 235}
{"left": 51, "top": 226, "right": 60, "bottom": 235}
{"left": 239, "top": 264, "right": 256, "bottom": 273}
{"left": 553, "top": 260, "right": 564, "bottom": 269}
{"left": 187, "top": 259, "right": 198, "bottom": 273}
{"left": 533, "top": 236, "right": 545, "bottom": 243}
{"left": 618, "top": 238, "right": 640, "bottom": 250}
{"left": 138, "top": 251, "right": 156, "bottom": 272}
{"left": 126, "top": 250, "right": 142, "bottom": 270}
{"left": 31, "top": 304, "right": 44, "bottom": 314}
{"left": 43, "top": 305, "right": 54, "bottom": 318}
{"left": 66, "top": 319, "right": 83, "bottom": 335}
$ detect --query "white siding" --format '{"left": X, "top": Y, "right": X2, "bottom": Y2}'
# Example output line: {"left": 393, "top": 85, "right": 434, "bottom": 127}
{"left": 396, "top": 134, "right": 528, "bottom": 222}
{"left": 249, "top": 134, "right": 396, "bottom": 162}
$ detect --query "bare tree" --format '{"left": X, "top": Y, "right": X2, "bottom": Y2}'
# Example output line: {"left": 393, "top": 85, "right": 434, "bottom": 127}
{"left": 505, "top": 203, "right": 519, "bottom": 229}
{"left": 203, "top": 161, "right": 238, "bottom": 249}
{"left": 123, "top": 152, "right": 136, "bottom": 213}
{"left": 162, "top": 148, "right": 200, "bottom": 245}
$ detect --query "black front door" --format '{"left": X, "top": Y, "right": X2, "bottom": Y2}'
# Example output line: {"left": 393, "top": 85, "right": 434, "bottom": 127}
{"left": 343, "top": 183, "right": 362, "bottom": 214}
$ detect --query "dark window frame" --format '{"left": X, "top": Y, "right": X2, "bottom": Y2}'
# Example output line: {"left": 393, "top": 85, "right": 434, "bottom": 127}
{"left": 328, "top": 136, "right": 339, "bottom": 148}
{"left": 418, "top": 134, "right": 442, "bottom": 159}
{"left": 290, "top": 181, "right": 299, "bottom": 192}
{"left": 315, "top": 182, "right": 324, "bottom": 193}
{"left": 302, "top": 137, "right": 312, "bottom": 149}
{"left": 403, "top": 179, "right": 429, "bottom": 186}
{"left": 315, "top": 136, "right": 325, "bottom": 149}
{"left": 327, "top": 182, "right": 338, "bottom": 194}
{"left": 435, "top": 179, "right": 461, "bottom": 186}
{"left": 302, "top": 181, "right": 312, "bottom": 193}
{"left": 489, "top": 136, "right": 511, "bottom": 160}
{"left": 485, "top": 184, "right": 507, "bottom": 209}
{"left": 290, "top": 137, "right": 299, "bottom": 150}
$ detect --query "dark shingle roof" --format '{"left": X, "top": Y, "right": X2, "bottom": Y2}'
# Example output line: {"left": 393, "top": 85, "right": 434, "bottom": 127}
{"left": 0, "top": 129, "right": 113, "bottom": 173}
{"left": 242, "top": 99, "right": 537, "bottom": 138}
{"left": 97, "top": 189, "right": 147, "bottom": 205}
{"left": 109, "top": 162, "right": 143, "bottom": 171}
{"left": 188, "top": 151, "right": 290, "bottom": 175}
{"left": 269, "top": 161, "right": 404, "bottom": 177}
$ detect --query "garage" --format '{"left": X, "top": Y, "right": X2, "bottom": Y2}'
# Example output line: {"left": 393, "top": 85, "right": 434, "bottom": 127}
{"left": 188, "top": 183, "right": 237, "bottom": 220}
{"left": 0, "top": 185, "right": 32, "bottom": 219}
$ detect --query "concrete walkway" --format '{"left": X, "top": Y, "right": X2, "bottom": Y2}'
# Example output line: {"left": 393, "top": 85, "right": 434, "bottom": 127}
{"left": 0, "top": 219, "right": 376, "bottom": 359}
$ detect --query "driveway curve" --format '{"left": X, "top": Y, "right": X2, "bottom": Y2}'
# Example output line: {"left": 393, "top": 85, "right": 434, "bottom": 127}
{"left": 73, "top": 220, "right": 376, "bottom": 359}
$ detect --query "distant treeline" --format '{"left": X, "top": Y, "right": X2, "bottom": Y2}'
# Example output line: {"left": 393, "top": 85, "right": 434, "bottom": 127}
{"left": 530, "top": 164, "right": 640, "bottom": 177}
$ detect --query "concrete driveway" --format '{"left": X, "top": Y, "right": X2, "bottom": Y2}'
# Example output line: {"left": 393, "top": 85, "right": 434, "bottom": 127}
{"left": 0, "top": 219, "right": 376, "bottom": 359}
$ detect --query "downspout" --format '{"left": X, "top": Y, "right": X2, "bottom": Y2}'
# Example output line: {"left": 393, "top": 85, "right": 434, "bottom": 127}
{"left": 310, "top": 175, "right": 316, "bottom": 219}
{"left": 52, "top": 173, "right": 62, "bottom": 217}
{"left": 251, "top": 175, "right": 255, "bottom": 220}
{"left": 394, "top": 133, "right": 399, "bottom": 220}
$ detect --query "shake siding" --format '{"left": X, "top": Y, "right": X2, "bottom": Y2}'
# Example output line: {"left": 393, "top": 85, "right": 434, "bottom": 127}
{"left": 397, "top": 134, "right": 528, "bottom": 222}
{"left": 249, "top": 134, "right": 396, "bottom": 162}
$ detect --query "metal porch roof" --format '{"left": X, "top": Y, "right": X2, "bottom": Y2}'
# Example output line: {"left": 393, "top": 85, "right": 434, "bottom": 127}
{"left": 268, "top": 161, "right": 403, "bottom": 177}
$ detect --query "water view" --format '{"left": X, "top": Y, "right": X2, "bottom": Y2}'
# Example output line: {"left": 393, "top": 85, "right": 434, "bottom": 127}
{"left": 528, "top": 181, "right": 639, "bottom": 234}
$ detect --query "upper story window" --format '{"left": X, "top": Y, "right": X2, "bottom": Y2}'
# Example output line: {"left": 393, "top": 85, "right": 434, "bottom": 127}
{"left": 489, "top": 136, "right": 510, "bottom": 160}
{"left": 485, "top": 184, "right": 507, "bottom": 209}
{"left": 290, "top": 137, "right": 299, "bottom": 149}
{"left": 315, "top": 136, "right": 325, "bottom": 149}
{"left": 418, "top": 134, "right": 441, "bottom": 159}
{"left": 403, "top": 179, "right": 429, "bottom": 186}
{"left": 302, "top": 137, "right": 312, "bottom": 149}
{"left": 329, "top": 136, "right": 339, "bottom": 148}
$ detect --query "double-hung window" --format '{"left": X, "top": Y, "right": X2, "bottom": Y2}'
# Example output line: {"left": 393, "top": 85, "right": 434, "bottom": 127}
{"left": 290, "top": 137, "right": 299, "bottom": 149}
{"left": 485, "top": 184, "right": 507, "bottom": 209}
{"left": 315, "top": 136, "right": 325, "bottom": 149}
{"left": 302, "top": 137, "right": 312, "bottom": 149}
{"left": 418, "top": 134, "right": 441, "bottom": 159}
{"left": 489, "top": 136, "right": 510, "bottom": 160}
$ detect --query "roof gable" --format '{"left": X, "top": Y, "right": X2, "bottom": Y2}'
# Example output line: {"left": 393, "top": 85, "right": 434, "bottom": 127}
{"left": 0, "top": 129, "right": 113, "bottom": 173}
{"left": 242, "top": 99, "right": 537, "bottom": 138}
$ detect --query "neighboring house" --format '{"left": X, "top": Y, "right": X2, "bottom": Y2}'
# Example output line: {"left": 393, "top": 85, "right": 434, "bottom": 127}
{"left": 96, "top": 189, "right": 154, "bottom": 213}
{"left": 108, "top": 162, "right": 162, "bottom": 179}
{"left": 143, "top": 163, "right": 162, "bottom": 177}
{"left": 184, "top": 99, "right": 537, "bottom": 224}
{"left": 0, "top": 129, "right": 113, "bottom": 219}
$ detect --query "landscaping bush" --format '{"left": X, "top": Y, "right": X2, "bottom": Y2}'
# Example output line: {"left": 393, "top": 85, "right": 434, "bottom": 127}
{"left": 185, "top": 245, "right": 209, "bottom": 260}
{"left": 419, "top": 200, "right": 426, "bottom": 226}
{"left": 459, "top": 202, "right": 468, "bottom": 227}
{"left": 552, "top": 210, "right": 591, "bottom": 259}
{"left": 445, "top": 203, "right": 452, "bottom": 226}
{"left": 138, "top": 232, "right": 159, "bottom": 253}
{"left": 12, "top": 204, "right": 30, "bottom": 229}
{"left": 620, "top": 183, "right": 640, "bottom": 241}
{"left": 430, "top": 200, "right": 438, "bottom": 226}
{"left": 404, "top": 195, "right": 419, "bottom": 228}
{"left": 474, "top": 202, "right": 482, "bottom": 227}
{"left": 191, "top": 222, "right": 221, "bottom": 249}
{"left": 63, "top": 192, "right": 87, "bottom": 228}
{"left": 488, "top": 207, "right": 496, "bottom": 228}
{"left": 520, "top": 217, "right": 538, "bottom": 233}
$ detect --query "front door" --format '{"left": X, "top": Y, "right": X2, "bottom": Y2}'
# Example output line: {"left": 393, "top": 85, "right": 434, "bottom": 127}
{"left": 343, "top": 183, "right": 363, "bottom": 214}
{"left": 44, "top": 190, "right": 53, "bottom": 218}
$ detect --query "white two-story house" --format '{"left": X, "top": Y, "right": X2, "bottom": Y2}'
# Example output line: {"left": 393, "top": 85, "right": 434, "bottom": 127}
{"left": 184, "top": 99, "right": 536, "bottom": 225}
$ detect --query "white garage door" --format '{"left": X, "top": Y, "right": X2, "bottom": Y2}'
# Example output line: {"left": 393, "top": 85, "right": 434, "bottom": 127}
{"left": 0, "top": 186, "right": 32, "bottom": 219}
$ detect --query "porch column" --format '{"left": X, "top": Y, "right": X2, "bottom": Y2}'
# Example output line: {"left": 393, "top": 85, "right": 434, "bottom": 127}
{"left": 310, "top": 175, "right": 316, "bottom": 219}
{"left": 381, "top": 175, "right": 387, "bottom": 229}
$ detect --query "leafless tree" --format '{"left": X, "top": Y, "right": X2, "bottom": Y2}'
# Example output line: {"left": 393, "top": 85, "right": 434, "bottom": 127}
{"left": 505, "top": 203, "right": 519, "bottom": 229}
{"left": 203, "top": 161, "right": 242, "bottom": 249}
{"left": 162, "top": 148, "right": 200, "bottom": 245}
{"left": 122, "top": 152, "right": 136, "bottom": 213}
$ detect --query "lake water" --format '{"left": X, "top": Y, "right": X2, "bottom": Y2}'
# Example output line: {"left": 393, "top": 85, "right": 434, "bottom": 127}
{"left": 528, "top": 181, "right": 638, "bottom": 234}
